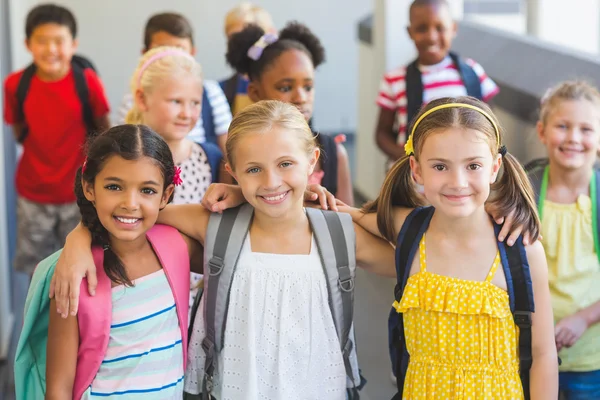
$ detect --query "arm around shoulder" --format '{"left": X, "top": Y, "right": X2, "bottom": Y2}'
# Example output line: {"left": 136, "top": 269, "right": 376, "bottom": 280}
{"left": 335, "top": 143, "right": 353, "bottom": 206}
{"left": 157, "top": 204, "right": 211, "bottom": 245}
{"left": 354, "top": 223, "right": 396, "bottom": 278}
{"left": 180, "top": 233, "right": 204, "bottom": 275}
{"left": 525, "top": 241, "right": 558, "bottom": 399}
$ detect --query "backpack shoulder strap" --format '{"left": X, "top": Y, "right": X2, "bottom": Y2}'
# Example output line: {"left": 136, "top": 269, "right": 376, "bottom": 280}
{"left": 306, "top": 208, "right": 356, "bottom": 386}
{"left": 15, "top": 63, "right": 37, "bottom": 143}
{"left": 202, "top": 203, "right": 253, "bottom": 398}
{"left": 222, "top": 74, "right": 238, "bottom": 111}
{"left": 594, "top": 169, "right": 600, "bottom": 265}
{"left": 199, "top": 142, "right": 223, "bottom": 183}
{"left": 145, "top": 224, "right": 190, "bottom": 367}
{"left": 405, "top": 59, "right": 424, "bottom": 134}
{"left": 316, "top": 133, "right": 339, "bottom": 195}
{"left": 495, "top": 228, "right": 534, "bottom": 400}
{"left": 525, "top": 158, "right": 548, "bottom": 207}
{"left": 449, "top": 52, "right": 483, "bottom": 100}
{"left": 71, "top": 60, "right": 96, "bottom": 136}
{"left": 201, "top": 85, "right": 216, "bottom": 144}
{"left": 392, "top": 206, "right": 434, "bottom": 396}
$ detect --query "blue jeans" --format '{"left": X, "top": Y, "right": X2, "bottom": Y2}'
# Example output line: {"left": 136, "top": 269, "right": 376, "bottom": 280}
{"left": 560, "top": 369, "right": 600, "bottom": 399}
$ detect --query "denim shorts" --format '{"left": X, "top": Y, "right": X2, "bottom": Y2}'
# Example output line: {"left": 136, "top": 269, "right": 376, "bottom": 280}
{"left": 560, "top": 369, "right": 600, "bottom": 400}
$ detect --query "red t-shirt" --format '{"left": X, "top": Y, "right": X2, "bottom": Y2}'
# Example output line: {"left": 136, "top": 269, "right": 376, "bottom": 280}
{"left": 3, "top": 68, "right": 110, "bottom": 204}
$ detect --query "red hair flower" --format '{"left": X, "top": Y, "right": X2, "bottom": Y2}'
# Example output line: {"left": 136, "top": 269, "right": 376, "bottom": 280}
{"left": 173, "top": 166, "right": 183, "bottom": 186}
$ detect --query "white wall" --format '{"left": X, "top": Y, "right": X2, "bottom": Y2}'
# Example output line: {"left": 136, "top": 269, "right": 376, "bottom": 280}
{"left": 9, "top": 0, "right": 371, "bottom": 132}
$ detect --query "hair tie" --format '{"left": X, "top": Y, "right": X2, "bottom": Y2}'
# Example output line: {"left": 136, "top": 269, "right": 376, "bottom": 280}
{"left": 404, "top": 103, "right": 501, "bottom": 156}
{"left": 247, "top": 33, "right": 279, "bottom": 61}
{"left": 137, "top": 49, "right": 196, "bottom": 89}
{"left": 173, "top": 166, "right": 183, "bottom": 186}
{"left": 499, "top": 145, "right": 508, "bottom": 157}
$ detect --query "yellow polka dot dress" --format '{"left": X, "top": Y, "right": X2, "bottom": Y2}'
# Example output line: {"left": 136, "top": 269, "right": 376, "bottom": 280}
{"left": 396, "top": 235, "right": 524, "bottom": 399}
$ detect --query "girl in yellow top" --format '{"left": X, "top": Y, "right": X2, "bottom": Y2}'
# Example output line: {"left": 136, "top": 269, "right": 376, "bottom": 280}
{"left": 342, "top": 97, "right": 558, "bottom": 399}
{"left": 533, "top": 81, "right": 600, "bottom": 399}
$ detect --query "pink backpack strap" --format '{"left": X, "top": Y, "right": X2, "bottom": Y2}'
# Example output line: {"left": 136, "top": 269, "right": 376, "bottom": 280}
{"left": 73, "top": 247, "right": 112, "bottom": 400}
{"left": 146, "top": 224, "right": 190, "bottom": 368}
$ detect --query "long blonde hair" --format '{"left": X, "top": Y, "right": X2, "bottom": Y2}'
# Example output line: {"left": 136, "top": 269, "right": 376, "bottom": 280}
{"left": 226, "top": 100, "right": 317, "bottom": 169}
{"left": 364, "top": 96, "right": 540, "bottom": 243}
{"left": 125, "top": 46, "right": 203, "bottom": 124}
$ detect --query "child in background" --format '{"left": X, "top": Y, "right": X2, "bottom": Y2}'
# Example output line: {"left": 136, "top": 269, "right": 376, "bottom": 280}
{"left": 126, "top": 46, "right": 229, "bottom": 313}
{"left": 3, "top": 3, "right": 110, "bottom": 278}
{"left": 116, "top": 12, "right": 232, "bottom": 152}
{"left": 15, "top": 125, "right": 203, "bottom": 399}
{"left": 226, "top": 21, "right": 354, "bottom": 205}
{"left": 375, "top": 0, "right": 498, "bottom": 164}
{"left": 220, "top": 2, "right": 275, "bottom": 115}
{"left": 528, "top": 81, "right": 600, "bottom": 399}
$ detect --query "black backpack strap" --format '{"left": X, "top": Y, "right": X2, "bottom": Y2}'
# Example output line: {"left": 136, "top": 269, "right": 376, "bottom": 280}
{"left": 222, "top": 74, "right": 238, "bottom": 111}
{"left": 15, "top": 63, "right": 37, "bottom": 143}
{"left": 392, "top": 206, "right": 434, "bottom": 396}
{"left": 449, "top": 52, "right": 483, "bottom": 100}
{"left": 404, "top": 59, "right": 424, "bottom": 136}
{"left": 525, "top": 158, "right": 548, "bottom": 207}
{"left": 495, "top": 227, "right": 534, "bottom": 400}
{"left": 201, "top": 86, "right": 217, "bottom": 145}
{"left": 71, "top": 61, "right": 96, "bottom": 136}
{"left": 316, "top": 133, "right": 339, "bottom": 196}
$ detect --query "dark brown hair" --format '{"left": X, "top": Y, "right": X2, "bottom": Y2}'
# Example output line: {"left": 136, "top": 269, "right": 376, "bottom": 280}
{"left": 143, "top": 12, "right": 194, "bottom": 50}
{"left": 26, "top": 3, "right": 77, "bottom": 39}
{"left": 74, "top": 125, "right": 175, "bottom": 286}
{"left": 363, "top": 96, "right": 540, "bottom": 243}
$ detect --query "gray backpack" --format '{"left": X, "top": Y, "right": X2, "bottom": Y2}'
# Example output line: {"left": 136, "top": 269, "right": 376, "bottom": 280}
{"left": 196, "top": 203, "right": 364, "bottom": 399}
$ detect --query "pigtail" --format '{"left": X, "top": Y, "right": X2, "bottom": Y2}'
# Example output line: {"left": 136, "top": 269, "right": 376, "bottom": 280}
{"left": 362, "top": 155, "right": 424, "bottom": 242}
{"left": 279, "top": 22, "right": 325, "bottom": 67}
{"left": 226, "top": 24, "right": 265, "bottom": 75}
{"left": 125, "top": 107, "right": 144, "bottom": 125}
{"left": 489, "top": 151, "right": 541, "bottom": 242}
{"left": 75, "top": 164, "right": 133, "bottom": 287}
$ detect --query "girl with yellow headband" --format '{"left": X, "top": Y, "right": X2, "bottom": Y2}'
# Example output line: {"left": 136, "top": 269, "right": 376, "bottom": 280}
{"left": 348, "top": 96, "right": 557, "bottom": 399}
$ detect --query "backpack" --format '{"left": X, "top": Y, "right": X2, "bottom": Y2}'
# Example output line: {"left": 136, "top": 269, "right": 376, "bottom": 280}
{"left": 404, "top": 52, "right": 483, "bottom": 137}
{"left": 525, "top": 157, "right": 600, "bottom": 264}
{"left": 14, "top": 224, "right": 190, "bottom": 400}
{"left": 220, "top": 73, "right": 239, "bottom": 112}
{"left": 315, "top": 133, "right": 339, "bottom": 196}
{"left": 390, "top": 207, "right": 535, "bottom": 400}
{"left": 195, "top": 204, "right": 365, "bottom": 399}
{"left": 201, "top": 86, "right": 217, "bottom": 145}
{"left": 198, "top": 142, "right": 223, "bottom": 183}
{"left": 15, "top": 54, "right": 98, "bottom": 143}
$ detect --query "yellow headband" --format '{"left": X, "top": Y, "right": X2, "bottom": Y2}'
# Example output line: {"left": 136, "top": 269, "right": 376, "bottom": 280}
{"left": 404, "top": 103, "right": 501, "bottom": 156}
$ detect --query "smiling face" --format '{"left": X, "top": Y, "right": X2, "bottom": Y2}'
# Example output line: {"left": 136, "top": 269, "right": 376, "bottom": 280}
{"left": 227, "top": 125, "right": 318, "bottom": 219}
{"left": 411, "top": 127, "right": 501, "bottom": 219}
{"left": 26, "top": 23, "right": 77, "bottom": 80}
{"left": 248, "top": 49, "right": 315, "bottom": 121}
{"left": 136, "top": 71, "right": 203, "bottom": 142}
{"left": 82, "top": 155, "right": 174, "bottom": 245}
{"left": 407, "top": 3, "right": 456, "bottom": 66}
{"left": 537, "top": 99, "right": 600, "bottom": 172}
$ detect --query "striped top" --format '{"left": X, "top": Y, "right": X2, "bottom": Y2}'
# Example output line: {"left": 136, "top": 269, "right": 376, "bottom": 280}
{"left": 81, "top": 269, "right": 184, "bottom": 399}
{"left": 376, "top": 55, "right": 499, "bottom": 145}
{"left": 116, "top": 79, "right": 232, "bottom": 144}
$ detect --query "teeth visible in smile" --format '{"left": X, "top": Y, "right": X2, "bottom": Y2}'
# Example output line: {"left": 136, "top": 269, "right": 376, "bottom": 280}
{"left": 263, "top": 193, "right": 286, "bottom": 201}
{"left": 116, "top": 217, "right": 139, "bottom": 224}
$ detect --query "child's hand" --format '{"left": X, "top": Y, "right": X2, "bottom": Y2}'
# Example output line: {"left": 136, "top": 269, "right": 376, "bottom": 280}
{"left": 304, "top": 184, "right": 339, "bottom": 211}
{"left": 49, "top": 226, "right": 96, "bottom": 318}
{"left": 555, "top": 312, "right": 589, "bottom": 350}
{"left": 486, "top": 205, "right": 540, "bottom": 246}
{"left": 201, "top": 183, "right": 245, "bottom": 213}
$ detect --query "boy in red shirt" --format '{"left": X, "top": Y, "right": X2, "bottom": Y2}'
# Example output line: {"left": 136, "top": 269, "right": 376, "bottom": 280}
{"left": 3, "top": 4, "right": 110, "bottom": 276}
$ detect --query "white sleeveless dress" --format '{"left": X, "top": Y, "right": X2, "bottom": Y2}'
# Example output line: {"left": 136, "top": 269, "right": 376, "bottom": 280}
{"left": 184, "top": 235, "right": 347, "bottom": 399}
